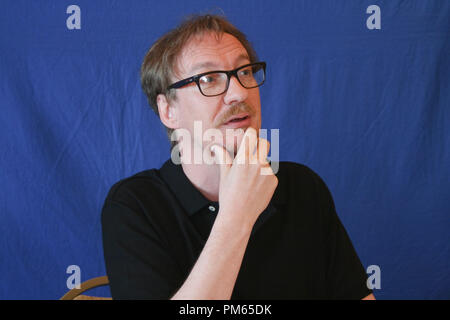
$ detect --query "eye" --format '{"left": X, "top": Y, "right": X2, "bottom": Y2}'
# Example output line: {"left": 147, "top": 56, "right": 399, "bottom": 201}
{"left": 199, "top": 74, "right": 219, "bottom": 84}
{"left": 238, "top": 68, "right": 253, "bottom": 77}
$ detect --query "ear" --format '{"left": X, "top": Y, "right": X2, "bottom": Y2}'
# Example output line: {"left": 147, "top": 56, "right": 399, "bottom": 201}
{"left": 157, "top": 94, "right": 178, "bottom": 129}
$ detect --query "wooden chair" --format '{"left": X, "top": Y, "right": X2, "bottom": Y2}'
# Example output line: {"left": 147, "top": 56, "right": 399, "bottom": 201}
{"left": 60, "top": 276, "right": 112, "bottom": 300}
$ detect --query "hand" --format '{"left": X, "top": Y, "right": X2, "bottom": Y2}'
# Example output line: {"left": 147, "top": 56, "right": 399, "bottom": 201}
{"left": 210, "top": 128, "right": 278, "bottom": 232}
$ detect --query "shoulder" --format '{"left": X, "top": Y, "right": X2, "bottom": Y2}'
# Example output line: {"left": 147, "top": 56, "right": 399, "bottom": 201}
{"left": 277, "top": 161, "right": 329, "bottom": 190}
{"left": 275, "top": 161, "right": 335, "bottom": 207}
{"left": 277, "top": 161, "right": 315, "bottom": 177}
{"left": 103, "top": 168, "right": 168, "bottom": 212}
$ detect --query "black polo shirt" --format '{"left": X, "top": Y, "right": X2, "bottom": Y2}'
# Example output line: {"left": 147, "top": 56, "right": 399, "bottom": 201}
{"left": 101, "top": 160, "right": 372, "bottom": 300}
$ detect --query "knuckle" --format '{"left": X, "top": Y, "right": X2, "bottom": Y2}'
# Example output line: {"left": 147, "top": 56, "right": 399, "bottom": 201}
{"left": 259, "top": 138, "right": 270, "bottom": 151}
{"left": 247, "top": 127, "right": 257, "bottom": 135}
{"left": 271, "top": 176, "right": 278, "bottom": 187}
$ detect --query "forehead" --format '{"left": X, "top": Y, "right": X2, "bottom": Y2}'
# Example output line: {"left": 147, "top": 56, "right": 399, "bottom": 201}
{"left": 176, "top": 32, "right": 250, "bottom": 77}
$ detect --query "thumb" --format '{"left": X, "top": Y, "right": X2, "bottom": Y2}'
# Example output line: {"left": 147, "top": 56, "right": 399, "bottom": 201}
{"left": 210, "top": 144, "right": 232, "bottom": 178}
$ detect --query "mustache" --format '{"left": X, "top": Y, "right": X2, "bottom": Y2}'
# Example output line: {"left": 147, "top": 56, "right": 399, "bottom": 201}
{"left": 215, "top": 102, "right": 255, "bottom": 126}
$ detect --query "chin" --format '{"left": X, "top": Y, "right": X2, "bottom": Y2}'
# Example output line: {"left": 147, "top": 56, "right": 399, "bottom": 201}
{"left": 222, "top": 128, "right": 244, "bottom": 155}
{"left": 221, "top": 123, "right": 260, "bottom": 155}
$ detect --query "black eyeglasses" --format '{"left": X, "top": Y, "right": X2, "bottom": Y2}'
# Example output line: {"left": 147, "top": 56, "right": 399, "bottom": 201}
{"left": 167, "top": 62, "right": 266, "bottom": 97}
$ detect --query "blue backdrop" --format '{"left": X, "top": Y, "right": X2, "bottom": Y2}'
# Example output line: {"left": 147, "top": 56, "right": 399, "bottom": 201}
{"left": 1, "top": 0, "right": 449, "bottom": 299}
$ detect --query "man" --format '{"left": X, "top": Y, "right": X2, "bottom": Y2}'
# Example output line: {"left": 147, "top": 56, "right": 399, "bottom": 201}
{"left": 101, "top": 14, "right": 375, "bottom": 300}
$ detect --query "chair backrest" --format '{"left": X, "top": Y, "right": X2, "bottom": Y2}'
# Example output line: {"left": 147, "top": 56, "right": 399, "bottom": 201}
{"left": 60, "top": 276, "right": 112, "bottom": 300}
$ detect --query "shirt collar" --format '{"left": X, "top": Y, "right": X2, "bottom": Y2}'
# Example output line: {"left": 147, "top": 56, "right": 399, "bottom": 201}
{"left": 158, "top": 159, "right": 286, "bottom": 216}
{"left": 158, "top": 160, "right": 210, "bottom": 216}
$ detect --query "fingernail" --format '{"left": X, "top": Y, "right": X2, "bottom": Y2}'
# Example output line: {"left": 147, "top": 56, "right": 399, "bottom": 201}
{"left": 210, "top": 145, "right": 216, "bottom": 155}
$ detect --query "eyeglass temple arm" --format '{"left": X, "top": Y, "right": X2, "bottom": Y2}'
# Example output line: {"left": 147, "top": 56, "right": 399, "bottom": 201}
{"left": 168, "top": 77, "right": 196, "bottom": 89}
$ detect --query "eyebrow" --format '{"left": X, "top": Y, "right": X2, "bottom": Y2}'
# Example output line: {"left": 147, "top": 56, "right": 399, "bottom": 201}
{"left": 189, "top": 53, "right": 250, "bottom": 75}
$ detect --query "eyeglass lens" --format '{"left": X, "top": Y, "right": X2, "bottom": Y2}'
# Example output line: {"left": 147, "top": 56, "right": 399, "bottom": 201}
{"left": 198, "top": 64, "right": 265, "bottom": 96}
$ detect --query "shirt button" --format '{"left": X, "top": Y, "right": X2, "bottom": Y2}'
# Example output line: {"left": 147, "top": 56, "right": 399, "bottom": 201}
{"left": 208, "top": 205, "right": 216, "bottom": 212}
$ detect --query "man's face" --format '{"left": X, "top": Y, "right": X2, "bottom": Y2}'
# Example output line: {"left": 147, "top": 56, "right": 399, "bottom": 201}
{"left": 170, "top": 32, "right": 262, "bottom": 157}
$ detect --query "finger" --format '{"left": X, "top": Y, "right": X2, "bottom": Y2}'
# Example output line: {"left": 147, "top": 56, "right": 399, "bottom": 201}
{"left": 236, "top": 127, "right": 258, "bottom": 164}
{"left": 256, "top": 138, "right": 270, "bottom": 165}
{"left": 260, "top": 163, "right": 275, "bottom": 176}
{"left": 210, "top": 144, "right": 232, "bottom": 178}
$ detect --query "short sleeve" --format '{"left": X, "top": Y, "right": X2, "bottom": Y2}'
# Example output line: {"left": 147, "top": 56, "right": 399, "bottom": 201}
{"left": 101, "top": 200, "right": 183, "bottom": 299}
{"left": 325, "top": 207, "right": 373, "bottom": 299}
{"left": 312, "top": 171, "right": 373, "bottom": 299}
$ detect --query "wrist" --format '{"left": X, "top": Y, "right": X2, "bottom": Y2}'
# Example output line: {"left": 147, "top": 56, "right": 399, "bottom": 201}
{"left": 214, "top": 208, "right": 254, "bottom": 238}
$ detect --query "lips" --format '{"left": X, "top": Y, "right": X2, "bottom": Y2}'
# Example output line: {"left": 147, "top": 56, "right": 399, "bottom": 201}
{"left": 224, "top": 113, "right": 249, "bottom": 124}
{"left": 222, "top": 113, "right": 251, "bottom": 128}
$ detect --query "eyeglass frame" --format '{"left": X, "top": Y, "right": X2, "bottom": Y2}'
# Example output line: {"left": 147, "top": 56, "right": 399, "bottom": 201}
{"left": 167, "top": 61, "right": 266, "bottom": 97}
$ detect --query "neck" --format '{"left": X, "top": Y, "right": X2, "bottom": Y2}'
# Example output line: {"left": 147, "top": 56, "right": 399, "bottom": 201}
{"left": 181, "top": 161, "right": 220, "bottom": 202}
{"left": 178, "top": 143, "right": 221, "bottom": 202}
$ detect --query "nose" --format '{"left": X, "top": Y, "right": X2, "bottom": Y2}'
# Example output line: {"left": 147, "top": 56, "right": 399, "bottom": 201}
{"left": 223, "top": 75, "right": 248, "bottom": 105}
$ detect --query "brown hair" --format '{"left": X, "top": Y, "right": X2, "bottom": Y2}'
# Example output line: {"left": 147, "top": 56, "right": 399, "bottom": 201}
{"left": 140, "top": 14, "right": 259, "bottom": 147}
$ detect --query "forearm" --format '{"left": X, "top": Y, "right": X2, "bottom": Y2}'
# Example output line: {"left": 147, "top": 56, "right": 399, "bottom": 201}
{"left": 171, "top": 211, "right": 252, "bottom": 300}
{"left": 171, "top": 132, "right": 276, "bottom": 300}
